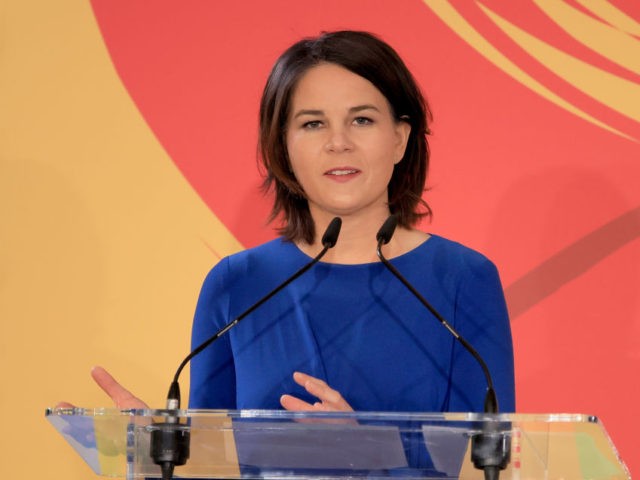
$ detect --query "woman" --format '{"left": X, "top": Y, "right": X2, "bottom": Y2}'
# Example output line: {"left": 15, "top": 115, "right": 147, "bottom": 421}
{"left": 189, "top": 30, "right": 514, "bottom": 413}
{"left": 93, "top": 30, "right": 514, "bottom": 413}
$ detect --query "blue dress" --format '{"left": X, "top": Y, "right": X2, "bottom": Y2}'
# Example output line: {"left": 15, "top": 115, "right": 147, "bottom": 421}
{"left": 188, "top": 235, "right": 515, "bottom": 412}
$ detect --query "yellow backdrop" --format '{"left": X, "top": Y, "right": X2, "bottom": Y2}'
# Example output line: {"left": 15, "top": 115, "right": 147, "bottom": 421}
{"left": 0, "top": 1, "right": 241, "bottom": 478}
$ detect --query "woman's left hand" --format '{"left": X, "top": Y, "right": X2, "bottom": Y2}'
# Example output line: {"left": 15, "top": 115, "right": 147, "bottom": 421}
{"left": 280, "top": 371, "right": 353, "bottom": 412}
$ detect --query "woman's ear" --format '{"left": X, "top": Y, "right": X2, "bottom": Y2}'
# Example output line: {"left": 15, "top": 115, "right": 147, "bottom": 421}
{"left": 394, "top": 118, "right": 411, "bottom": 164}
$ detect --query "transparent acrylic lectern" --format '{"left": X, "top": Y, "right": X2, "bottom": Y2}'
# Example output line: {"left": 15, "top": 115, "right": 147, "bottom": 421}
{"left": 46, "top": 408, "right": 629, "bottom": 479}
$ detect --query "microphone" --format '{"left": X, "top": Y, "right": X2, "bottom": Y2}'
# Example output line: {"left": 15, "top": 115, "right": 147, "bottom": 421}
{"left": 376, "top": 214, "right": 498, "bottom": 412}
{"left": 150, "top": 217, "right": 342, "bottom": 480}
{"left": 375, "top": 214, "right": 510, "bottom": 479}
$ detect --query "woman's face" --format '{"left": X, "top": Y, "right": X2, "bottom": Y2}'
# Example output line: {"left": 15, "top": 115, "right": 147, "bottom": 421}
{"left": 285, "top": 63, "right": 410, "bottom": 223}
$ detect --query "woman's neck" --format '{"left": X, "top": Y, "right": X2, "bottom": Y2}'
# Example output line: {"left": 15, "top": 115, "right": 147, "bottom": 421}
{"left": 296, "top": 209, "right": 429, "bottom": 265}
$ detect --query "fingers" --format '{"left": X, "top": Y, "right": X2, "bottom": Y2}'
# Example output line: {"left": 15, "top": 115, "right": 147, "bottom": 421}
{"left": 294, "top": 372, "right": 346, "bottom": 407}
{"left": 282, "top": 372, "right": 353, "bottom": 412}
{"left": 91, "top": 366, "right": 148, "bottom": 409}
{"left": 279, "top": 394, "right": 316, "bottom": 411}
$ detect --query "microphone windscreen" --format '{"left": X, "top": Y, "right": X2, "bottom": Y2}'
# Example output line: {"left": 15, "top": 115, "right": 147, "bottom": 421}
{"left": 376, "top": 215, "right": 398, "bottom": 245}
{"left": 322, "top": 217, "right": 342, "bottom": 248}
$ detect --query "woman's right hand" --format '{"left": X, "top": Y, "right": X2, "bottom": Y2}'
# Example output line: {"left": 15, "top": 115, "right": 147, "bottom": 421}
{"left": 57, "top": 366, "right": 148, "bottom": 410}
{"left": 90, "top": 366, "right": 148, "bottom": 409}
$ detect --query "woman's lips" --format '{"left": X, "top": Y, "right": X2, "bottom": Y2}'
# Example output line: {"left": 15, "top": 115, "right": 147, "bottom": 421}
{"left": 324, "top": 167, "right": 361, "bottom": 182}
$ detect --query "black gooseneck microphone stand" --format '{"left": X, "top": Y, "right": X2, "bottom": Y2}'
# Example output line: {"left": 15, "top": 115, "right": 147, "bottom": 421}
{"left": 375, "top": 214, "right": 510, "bottom": 480}
{"left": 150, "top": 217, "right": 343, "bottom": 480}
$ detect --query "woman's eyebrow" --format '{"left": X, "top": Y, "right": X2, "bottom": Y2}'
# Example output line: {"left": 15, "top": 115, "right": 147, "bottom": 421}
{"left": 349, "top": 104, "right": 380, "bottom": 113}
{"left": 292, "top": 109, "right": 324, "bottom": 119}
{"left": 293, "top": 104, "right": 380, "bottom": 119}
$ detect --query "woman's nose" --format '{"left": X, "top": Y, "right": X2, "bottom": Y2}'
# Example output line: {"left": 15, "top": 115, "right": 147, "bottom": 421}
{"left": 324, "top": 128, "right": 354, "bottom": 153}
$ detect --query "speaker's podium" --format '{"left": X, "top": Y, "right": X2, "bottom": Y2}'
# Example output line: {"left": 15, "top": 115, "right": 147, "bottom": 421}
{"left": 46, "top": 408, "right": 629, "bottom": 479}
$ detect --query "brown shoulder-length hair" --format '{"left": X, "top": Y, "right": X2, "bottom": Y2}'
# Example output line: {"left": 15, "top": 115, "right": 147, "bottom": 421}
{"left": 259, "top": 30, "right": 432, "bottom": 244}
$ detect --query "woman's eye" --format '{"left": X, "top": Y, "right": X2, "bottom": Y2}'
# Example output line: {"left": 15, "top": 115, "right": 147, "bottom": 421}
{"left": 353, "top": 116, "right": 373, "bottom": 126}
{"left": 302, "top": 120, "right": 323, "bottom": 129}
